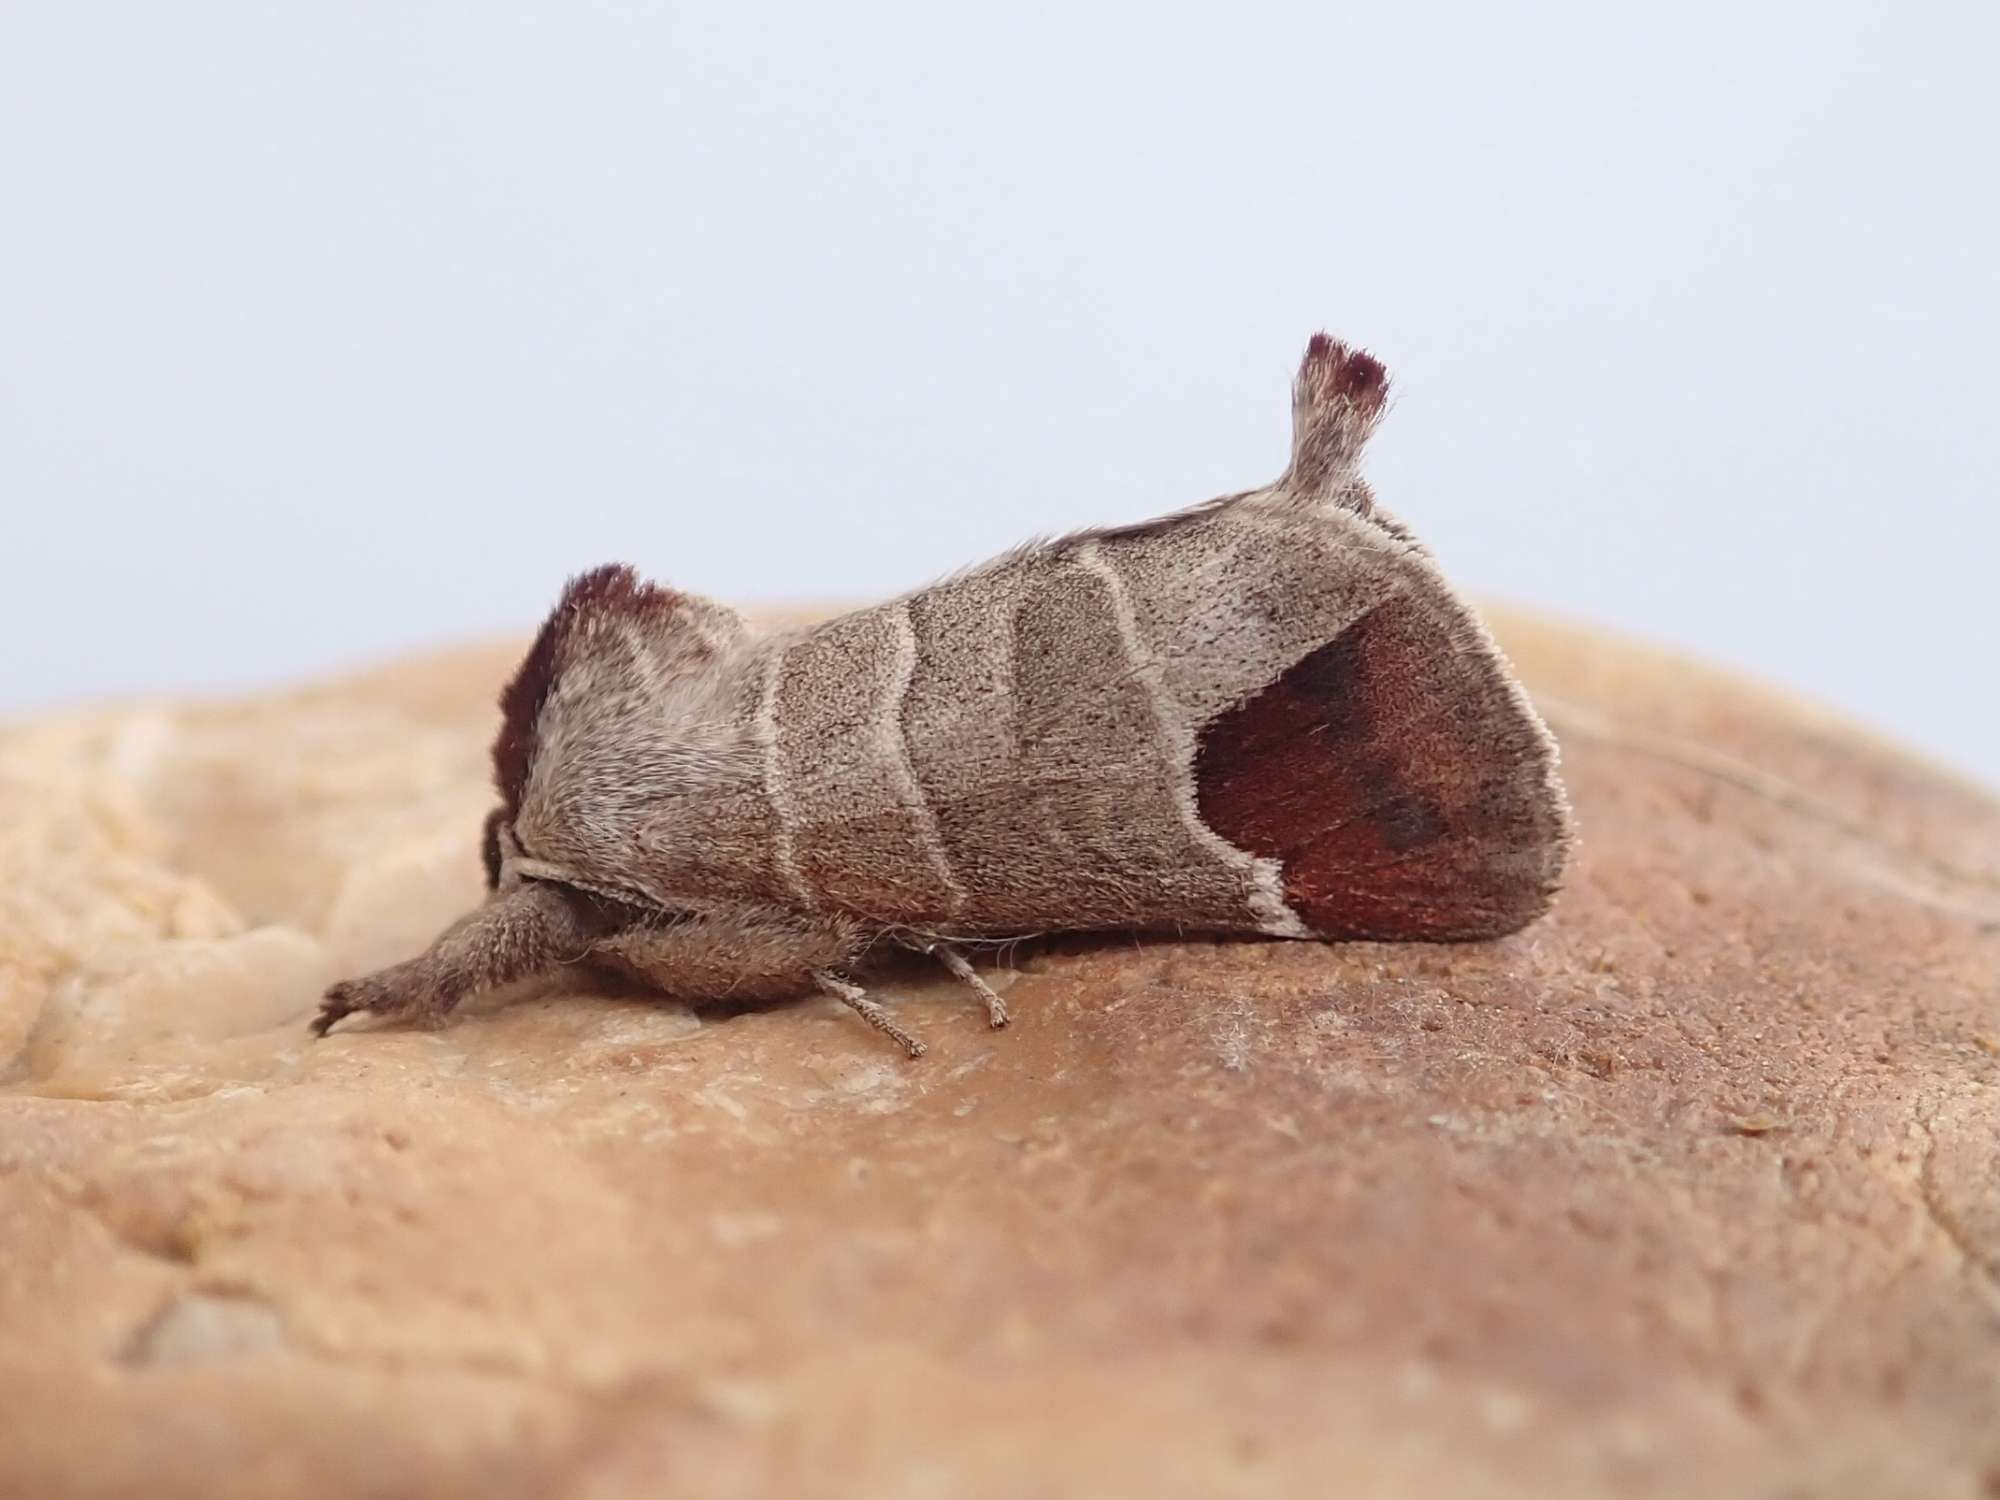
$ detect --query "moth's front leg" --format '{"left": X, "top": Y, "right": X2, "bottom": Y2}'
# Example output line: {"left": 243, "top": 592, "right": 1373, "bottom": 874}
{"left": 313, "top": 880, "right": 617, "bottom": 1036}
{"left": 314, "top": 956, "right": 445, "bottom": 1036}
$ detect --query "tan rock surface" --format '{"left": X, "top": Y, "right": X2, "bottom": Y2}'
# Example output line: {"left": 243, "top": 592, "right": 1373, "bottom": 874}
{"left": 3, "top": 609, "right": 1998, "bottom": 1498}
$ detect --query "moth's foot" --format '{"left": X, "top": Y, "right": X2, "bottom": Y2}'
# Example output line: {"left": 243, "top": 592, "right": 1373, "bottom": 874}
{"left": 813, "top": 970, "right": 928, "bottom": 1059}
{"left": 931, "top": 946, "right": 1009, "bottom": 1030}
{"left": 310, "top": 965, "right": 450, "bottom": 1038}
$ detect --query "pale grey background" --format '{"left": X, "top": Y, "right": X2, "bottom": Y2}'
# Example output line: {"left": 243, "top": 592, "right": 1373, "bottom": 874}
{"left": 4, "top": 3, "right": 1995, "bottom": 783}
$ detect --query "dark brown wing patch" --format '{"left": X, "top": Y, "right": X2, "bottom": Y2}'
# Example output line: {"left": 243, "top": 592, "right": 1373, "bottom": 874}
{"left": 1194, "top": 594, "right": 1568, "bottom": 940}
{"left": 492, "top": 563, "right": 684, "bottom": 815}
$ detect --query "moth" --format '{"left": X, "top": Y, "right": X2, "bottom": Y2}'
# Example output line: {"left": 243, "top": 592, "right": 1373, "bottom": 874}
{"left": 312, "top": 335, "right": 1572, "bottom": 1056}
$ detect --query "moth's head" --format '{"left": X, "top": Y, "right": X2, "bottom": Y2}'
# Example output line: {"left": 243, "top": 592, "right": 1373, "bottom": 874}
{"left": 491, "top": 563, "right": 746, "bottom": 842}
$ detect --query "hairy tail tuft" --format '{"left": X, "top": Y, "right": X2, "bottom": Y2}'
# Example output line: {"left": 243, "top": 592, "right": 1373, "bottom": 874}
{"left": 1285, "top": 333, "right": 1390, "bottom": 503}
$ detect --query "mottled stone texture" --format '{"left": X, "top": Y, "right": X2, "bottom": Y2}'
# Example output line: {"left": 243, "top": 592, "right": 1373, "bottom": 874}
{"left": 2, "top": 609, "right": 1996, "bottom": 1499}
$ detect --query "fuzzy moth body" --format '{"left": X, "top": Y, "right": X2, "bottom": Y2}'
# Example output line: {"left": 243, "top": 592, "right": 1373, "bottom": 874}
{"left": 314, "top": 335, "right": 1573, "bottom": 1054}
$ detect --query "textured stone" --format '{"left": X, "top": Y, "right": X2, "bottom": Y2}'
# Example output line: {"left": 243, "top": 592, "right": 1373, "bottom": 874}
{"left": 2, "top": 609, "right": 1997, "bottom": 1498}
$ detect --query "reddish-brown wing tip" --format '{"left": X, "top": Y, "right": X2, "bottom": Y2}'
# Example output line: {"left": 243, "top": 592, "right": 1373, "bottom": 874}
{"left": 1195, "top": 593, "right": 1569, "bottom": 941}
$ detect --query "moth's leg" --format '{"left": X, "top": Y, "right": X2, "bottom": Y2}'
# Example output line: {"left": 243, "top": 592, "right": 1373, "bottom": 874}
{"left": 932, "top": 944, "right": 1009, "bottom": 1029}
{"left": 313, "top": 881, "right": 615, "bottom": 1036}
{"left": 812, "top": 971, "right": 927, "bottom": 1059}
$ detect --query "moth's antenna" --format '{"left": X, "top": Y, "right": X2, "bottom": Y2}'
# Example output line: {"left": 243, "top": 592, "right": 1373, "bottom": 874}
{"left": 1283, "top": 332, "right": 1389, "bottom": 508}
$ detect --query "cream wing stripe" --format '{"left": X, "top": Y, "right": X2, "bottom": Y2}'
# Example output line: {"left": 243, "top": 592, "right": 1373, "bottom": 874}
{"left": 757, "top": 643, "right": 815, "bottom": 909}
{"left": 1071, "top": 540, "right": 1310, "bottom": 938}
{"left": 884, "top": 603, "right": 970, "bottom": 916}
